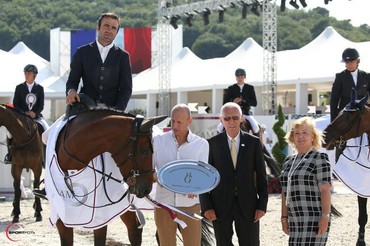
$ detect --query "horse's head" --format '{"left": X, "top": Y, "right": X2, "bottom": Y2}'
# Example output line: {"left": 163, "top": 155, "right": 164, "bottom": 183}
{"left": 323, "top": 89, "right": 369, "bottom": 150}
{"left": 112, "top": 115, "right": 167, "bottom": 198}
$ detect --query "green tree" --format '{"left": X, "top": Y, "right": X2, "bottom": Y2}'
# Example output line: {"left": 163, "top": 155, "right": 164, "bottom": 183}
{"left": 272, "top": 104, "right": 288, "bottom": 169}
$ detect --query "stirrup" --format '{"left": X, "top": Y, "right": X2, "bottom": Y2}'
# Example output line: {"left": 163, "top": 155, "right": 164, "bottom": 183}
{"left": 4, "top": 154, "right": 12, "bottom": 164}
{"left": 33, "top": 188, "right": 47, "bottom": 200}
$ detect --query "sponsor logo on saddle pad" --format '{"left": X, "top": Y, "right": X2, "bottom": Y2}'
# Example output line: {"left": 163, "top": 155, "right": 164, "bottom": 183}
{"left": 157, "top": 160, "right": 220, "bottom": 194}
{"left": 58, "top": 182, "right": 88, "bottom": 206}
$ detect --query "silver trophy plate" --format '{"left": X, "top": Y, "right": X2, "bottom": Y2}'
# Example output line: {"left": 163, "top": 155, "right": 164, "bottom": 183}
{"left": 157, "top": 160, "right": 220, "bottom": 194}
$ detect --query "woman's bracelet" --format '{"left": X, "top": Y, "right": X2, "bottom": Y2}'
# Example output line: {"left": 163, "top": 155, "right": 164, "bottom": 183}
{"left": 281, "top": 216, "right": 288, "bottom": 222}
{"left": 321, "top": 212, "right": 331, "bottom": 218}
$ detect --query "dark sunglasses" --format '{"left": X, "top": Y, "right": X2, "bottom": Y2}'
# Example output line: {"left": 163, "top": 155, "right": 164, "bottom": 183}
{"left": 223, "top": 116, "right": 240, "bottom": 121}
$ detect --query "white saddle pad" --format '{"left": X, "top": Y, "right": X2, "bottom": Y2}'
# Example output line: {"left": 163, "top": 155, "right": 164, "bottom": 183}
{"left": 333, "top": 134, "right": 370, "bottom": 197}
{"left": 45, "top": 117, "right": 131, "bottom": 230}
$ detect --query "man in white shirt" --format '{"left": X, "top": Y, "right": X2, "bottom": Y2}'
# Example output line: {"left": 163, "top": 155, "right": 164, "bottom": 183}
{"left": 153, "top": 103, "right": 209, "bottom": 246}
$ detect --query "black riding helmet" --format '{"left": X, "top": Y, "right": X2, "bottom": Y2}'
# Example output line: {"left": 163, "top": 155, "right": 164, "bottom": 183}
{"left": 24, "top": 64, "right": 38, "bottom": 74}
{"left": 341, "top": 48, "right": 360, "bottom": 62}
{"left": 235, "top": 68, "right": 246, "bottom": 76}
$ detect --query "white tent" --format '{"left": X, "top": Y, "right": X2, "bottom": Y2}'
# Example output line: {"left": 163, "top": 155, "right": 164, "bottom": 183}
{"left": 134, "top": 26, "right": 370, "bottom": 91}
{"left": 132, "top": 26, "right": 370, "bottom": 116}
{"left": 133, "top": 37, "right": 264, "bottom": 94}
{"left": 1, "top": 26, "right": 370, "bottom": 115}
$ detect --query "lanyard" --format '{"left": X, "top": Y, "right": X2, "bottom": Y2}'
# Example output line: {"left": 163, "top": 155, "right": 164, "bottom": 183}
{"left": 286, "top": 148, "right": 312, "bottom": 206}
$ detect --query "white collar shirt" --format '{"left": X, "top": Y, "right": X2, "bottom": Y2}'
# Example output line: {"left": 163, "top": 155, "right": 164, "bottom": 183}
{"left": 96, "top": 39, "right": 114, "bottom": 63}
{"left": 152, "top": 129, "right": 209, "bottom": 207}
{"left": 227, "top": 131, "right": 241, "bottom": 154}
{"left": 351, "top": 69, "right": 358, "bottom": 86}
{"left": 27, "top": 82, "right": 35, "bottom": 93}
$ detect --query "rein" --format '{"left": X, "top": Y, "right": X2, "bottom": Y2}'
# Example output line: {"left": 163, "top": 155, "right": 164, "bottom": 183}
{"left": 9, "top": 115, "right": 39, "bottom": 150}
{"left": 111, "top": 130, "right": 154, "bottom": 184}
{"left": 331, "top": 110, "right": 363, "bottom": 149}
{"left": 330, "top": 109, "right": 370, "bottom": 161}
{"left": 60, "top": 115, "right": 154, "bottom": 207}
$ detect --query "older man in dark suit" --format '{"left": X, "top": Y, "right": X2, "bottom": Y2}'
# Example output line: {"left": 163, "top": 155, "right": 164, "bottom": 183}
{"left": 66, "top": 12, "right": 132, "bottom": 111}
{"left": 200, "top": 102, "right": 268, "bottom": 246}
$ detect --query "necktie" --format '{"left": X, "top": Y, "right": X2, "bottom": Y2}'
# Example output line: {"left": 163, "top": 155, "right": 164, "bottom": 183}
{"left": 231, "top": 138, "right": 237, "bottom": 168}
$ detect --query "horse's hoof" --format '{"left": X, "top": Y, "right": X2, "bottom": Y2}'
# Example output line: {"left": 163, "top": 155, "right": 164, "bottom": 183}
{"left": 12, "top": 216, "right": 19, "bottom": 223}
{"left": 34, "top": 212, "right": 43, "bottom": 222}
{"left": 356, "top": 241, "right": 366, "bottom": 246}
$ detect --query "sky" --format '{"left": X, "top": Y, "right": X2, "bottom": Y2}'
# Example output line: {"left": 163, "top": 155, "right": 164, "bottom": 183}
{"left": 285, "top": 0, "right": 370, "bottom": 27}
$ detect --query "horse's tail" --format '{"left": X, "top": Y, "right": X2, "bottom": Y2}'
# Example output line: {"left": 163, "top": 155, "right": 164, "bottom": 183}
{"left": 331, "top": 204, "right": 342, "bottom": 218}
{"left": 201, "top": 219, "right": 215, "bottom": 246}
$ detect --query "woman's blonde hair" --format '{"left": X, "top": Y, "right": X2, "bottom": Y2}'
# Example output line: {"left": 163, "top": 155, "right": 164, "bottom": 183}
{"left": 285, "top": 116, "right": 323, "bottom": 150}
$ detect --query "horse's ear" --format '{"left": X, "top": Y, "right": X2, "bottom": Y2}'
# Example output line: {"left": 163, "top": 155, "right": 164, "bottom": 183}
{"left": 152, "top": 115, "right": 168, "bottom": 125}
{"left": 140, "top": 115, "right": 168, "bottom": 132}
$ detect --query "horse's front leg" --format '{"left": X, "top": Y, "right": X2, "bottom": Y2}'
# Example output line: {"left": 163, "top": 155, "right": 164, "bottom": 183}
{"left": 357, "top": 196, "right": 367, "bottom": 246}
{"left": 32, "top": 166, "right": 43, "bottom": 222}
{"left": 11, "top": 166, "right": 22, "bottom": 223}
{"left": 56, "top": 219, "right": 73, "bottom": 246}
{"left": 121, "top": 211, "right": 143, "bottom": 246}
{"left": 93, "top": 225, "right": 107, "bottom": 246}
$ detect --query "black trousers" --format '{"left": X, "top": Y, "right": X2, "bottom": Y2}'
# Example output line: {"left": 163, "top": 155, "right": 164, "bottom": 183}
{"left": 212, "top": 196, "right": 259, "bottom": 246}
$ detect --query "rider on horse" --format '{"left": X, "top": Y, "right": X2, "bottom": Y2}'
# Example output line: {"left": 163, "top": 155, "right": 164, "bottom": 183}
{"left": 4, "top": 64, "right": 49, "bottom": 164}
{"left": 222, "top": 68, "right": 260, "bottom": 135}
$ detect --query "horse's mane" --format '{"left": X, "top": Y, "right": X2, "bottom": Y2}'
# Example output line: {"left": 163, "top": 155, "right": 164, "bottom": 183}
{"left": 79, "top": 107, "right": 135, "bottom": 118}
{"left": 1, "top": 104, "right": 33, "bottom": 119}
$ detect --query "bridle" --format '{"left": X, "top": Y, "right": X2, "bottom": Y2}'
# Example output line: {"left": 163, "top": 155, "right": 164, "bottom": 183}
{"left": 327, "top": 109, "right": 362, "bottom": 149}
{"left": 110, "top": 116, "right": 155, "bottom": 185}
{"left": 61, "top": 115, "right": 155, "bottom": 208}
{"left": 62, "top": 116, "right": 154, "bottom": 185}
{"left": 5, "top": 109, "right": 39, "bottom": 150}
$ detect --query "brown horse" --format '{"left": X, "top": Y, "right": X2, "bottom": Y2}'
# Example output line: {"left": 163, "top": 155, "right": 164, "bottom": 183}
{"left": 0, "top": 104, "right": 43, "bottom": 223}
{"left": 323, "top": 89, "right": 369, "bottom": 246}
{"left": 48, "top": 107, "right": 166, "bottom": 246}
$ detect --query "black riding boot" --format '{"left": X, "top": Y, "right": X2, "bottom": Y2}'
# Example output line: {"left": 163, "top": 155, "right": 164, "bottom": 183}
{"left": 4, "top": 138, "right": 12, "bottom": 164}
{"left": 356, "top": 232, "right": 365, "bottom": 246}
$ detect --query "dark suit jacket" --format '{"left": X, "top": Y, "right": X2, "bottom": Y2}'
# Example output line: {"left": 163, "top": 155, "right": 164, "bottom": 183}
{"left": 13, "top": 82, "right": 44, "bottom": 118}
{"left": 224, "top": 83, "right": 257, "bottom": 115}
{"left": 200, "top": 131, "right": 268, "bottom": 221}
{"left": 330, "top": 69, "right": 370, "bottom": 121}
{"left": 66, "top": 41, "right": 133, "bottom": 111}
